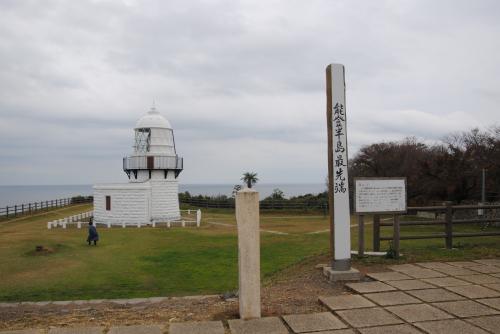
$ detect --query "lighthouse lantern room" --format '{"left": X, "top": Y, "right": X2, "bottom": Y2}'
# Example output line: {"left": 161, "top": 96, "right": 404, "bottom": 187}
{"left": 93, "top": 106, "right": 183, "bottom": 226}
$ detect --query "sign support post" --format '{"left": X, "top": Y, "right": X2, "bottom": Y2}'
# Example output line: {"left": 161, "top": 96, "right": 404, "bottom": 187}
{"left": 325, "top": 64, "right": 360, "bottom": 281}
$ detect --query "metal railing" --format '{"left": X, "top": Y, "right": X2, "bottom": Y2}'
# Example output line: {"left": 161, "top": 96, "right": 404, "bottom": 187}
{"left": 0, "top": 197, "right": 93, "bottom": 219}
{"left": 359, "top": 203, "right": 500, "bottom": 258}
{"left": 123, "top": 155, "right": 183, "bottom": 170}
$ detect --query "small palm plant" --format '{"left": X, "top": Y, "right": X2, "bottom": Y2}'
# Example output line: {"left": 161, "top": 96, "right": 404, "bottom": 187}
{"left": 241, "top": 172, "right": 258, "bottom": 189}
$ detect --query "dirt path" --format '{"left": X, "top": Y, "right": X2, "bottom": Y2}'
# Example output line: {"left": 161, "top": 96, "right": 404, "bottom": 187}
{"left": 207, "top": 221, "right": 289, "bottom": 235}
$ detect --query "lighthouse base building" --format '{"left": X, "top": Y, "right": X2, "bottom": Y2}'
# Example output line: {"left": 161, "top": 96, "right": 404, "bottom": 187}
{"left": 93, "top": 106, "right": 183, "bottom": 226}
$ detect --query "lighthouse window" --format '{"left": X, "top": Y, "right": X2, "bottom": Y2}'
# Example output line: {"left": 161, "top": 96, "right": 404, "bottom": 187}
{"left": 106, "top": 196, "right": 111, "bottom": 210}
{"left": 134, "top": 128, "right": 151, "bottom": 153}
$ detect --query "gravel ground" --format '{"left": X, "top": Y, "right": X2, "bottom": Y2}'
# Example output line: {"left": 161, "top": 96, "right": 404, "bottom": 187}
{"left": 0, "top": 255, "right": 383, "bottom": 331}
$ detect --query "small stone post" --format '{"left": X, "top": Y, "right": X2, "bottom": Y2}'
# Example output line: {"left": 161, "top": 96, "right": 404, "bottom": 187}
{"left": 196, "top": 209, "right": 202, "bottom": 227}
{"left": 236, "top": 188, "right": 261, "bottom": 320}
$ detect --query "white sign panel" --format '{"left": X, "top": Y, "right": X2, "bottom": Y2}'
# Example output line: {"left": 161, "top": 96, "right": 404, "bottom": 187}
{"left": 355, "top": 178, "right": 407, "bottom": 214}
{"left": 328, "top": 63, "right": 351, "bottom": 266}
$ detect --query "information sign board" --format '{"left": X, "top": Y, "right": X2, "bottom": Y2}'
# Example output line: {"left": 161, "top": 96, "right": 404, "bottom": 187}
{"left": 354, "top": 177, "right": 407, "bottom": 214}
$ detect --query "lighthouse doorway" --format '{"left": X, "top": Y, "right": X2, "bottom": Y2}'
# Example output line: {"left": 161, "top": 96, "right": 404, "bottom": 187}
{"left": 147, "top": 156, "right": 154, "bottom": 169}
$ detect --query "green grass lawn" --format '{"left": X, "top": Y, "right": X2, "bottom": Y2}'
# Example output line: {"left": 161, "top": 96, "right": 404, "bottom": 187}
{"left": 0, "top": 205, "right": 499, "bottom": 301}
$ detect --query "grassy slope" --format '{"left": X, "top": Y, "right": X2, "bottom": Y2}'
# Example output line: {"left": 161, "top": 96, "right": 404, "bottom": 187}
{"left": 0, "top": 207, "right": 329, "bottom": 301}
{"left": 0, "top": 206, "right": 499, "bottom": 301}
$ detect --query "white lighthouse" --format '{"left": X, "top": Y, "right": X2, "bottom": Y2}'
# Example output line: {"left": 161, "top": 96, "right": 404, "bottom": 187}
{"left": 93, "top": 106, "right": 183, "bottom": 226}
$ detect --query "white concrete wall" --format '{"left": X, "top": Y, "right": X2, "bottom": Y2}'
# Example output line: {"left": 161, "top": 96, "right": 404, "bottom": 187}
{"left": 93, "top": 184, "right": 151, "bottom": 225}
{"left": 130, "top": 170, "right": 152, "bottom": 183}
{"left": 130, "top": 170, "right": 177, "bottom": 183}
{"left": 151, "top": 179, "right": 180, "bottom": 221}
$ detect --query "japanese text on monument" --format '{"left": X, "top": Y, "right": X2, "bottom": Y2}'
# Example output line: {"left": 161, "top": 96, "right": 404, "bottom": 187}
{"left": 333, "top": 102, "right": 347, "bottom": 194}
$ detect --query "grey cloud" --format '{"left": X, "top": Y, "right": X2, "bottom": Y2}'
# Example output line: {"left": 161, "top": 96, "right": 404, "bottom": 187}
{"left": 0, "top": 0, "right": 499, "bottom": 185}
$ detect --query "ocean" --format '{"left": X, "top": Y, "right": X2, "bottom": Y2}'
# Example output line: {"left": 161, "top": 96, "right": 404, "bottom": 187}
{"left": 0, "top": 183, "right": 325, "bottom": 208}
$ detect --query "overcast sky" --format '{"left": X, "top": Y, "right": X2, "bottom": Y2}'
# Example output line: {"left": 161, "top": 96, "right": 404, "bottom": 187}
{"left": 0, "top": 0, "right": 499, "bottom": 186}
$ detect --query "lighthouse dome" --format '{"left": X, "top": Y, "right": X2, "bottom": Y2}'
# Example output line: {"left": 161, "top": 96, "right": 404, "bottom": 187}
{"left": 135, "top": 106, "right": 172, "bottom": 129}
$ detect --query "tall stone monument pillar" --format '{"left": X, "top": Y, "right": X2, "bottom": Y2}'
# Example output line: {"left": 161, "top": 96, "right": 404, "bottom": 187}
{"left": 325, "top": 64, "right": 360, "bottom": 281}
{"left": 236, "top": 188, "right": 261, "bottom": 319}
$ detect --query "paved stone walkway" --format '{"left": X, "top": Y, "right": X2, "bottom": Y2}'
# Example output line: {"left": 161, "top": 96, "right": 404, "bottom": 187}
{"left": 2, "top": 259, "right": 500, "bottom": 333}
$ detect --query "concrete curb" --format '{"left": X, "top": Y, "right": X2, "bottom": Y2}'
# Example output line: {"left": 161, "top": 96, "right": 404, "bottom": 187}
{"left": 0, "top": 294, "right": 221, "bottom": 308}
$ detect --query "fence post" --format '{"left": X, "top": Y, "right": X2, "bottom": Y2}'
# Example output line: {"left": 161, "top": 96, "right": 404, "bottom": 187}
{"left": 445, "top": 202, "right": 453, "bottom": 249}
{"left": 358, "top": 215, "right": 364, "bottom": 257}
{"left": 373, "top": 215, "right": 380, "bottom": 252}
{"left": 196, "top": 209, "right": 201, "bottom": 227}
{"left": 14, "top": 205, "right": 17, "bottom": 217}
{"left": 6, "top": 206, "right": 8, "bottom": 218}
{"left": 21, "top": 204, "right": 24, "bottom": 215}
{"left": 393, "top": 215, "right": 400, "bottom": 259}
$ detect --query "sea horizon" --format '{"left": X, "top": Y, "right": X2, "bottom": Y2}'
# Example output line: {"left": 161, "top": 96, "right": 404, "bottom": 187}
{"left": 0, "top": 183, "right": 326, "bottom": 208}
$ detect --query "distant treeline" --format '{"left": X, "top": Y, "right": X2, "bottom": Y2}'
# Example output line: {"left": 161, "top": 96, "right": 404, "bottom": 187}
{"left": 181, "top": 127, "right": 500, "bottom": 209}
{"left": 349, "top": 127, "right": 500, "bottom": 205}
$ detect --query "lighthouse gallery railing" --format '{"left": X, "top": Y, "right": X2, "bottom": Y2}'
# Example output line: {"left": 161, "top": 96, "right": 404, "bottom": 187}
{"left": 123, "top": 155, "right": 183, "bottom": 170}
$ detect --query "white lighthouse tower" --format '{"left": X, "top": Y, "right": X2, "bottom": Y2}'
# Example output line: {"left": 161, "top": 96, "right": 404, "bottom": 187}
{"left": 93, "top": 106, "right": 183, "bottom": 226}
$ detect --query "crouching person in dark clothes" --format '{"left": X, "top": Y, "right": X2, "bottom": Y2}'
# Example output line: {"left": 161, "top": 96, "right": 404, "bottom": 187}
{"left": 87, "top": 218, "right": 99, "bottom": 246}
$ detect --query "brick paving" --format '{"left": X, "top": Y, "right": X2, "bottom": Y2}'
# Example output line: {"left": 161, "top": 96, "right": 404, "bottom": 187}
{"left": 169, "top": 321, "right": 224, "bottom": 334}
{"left": 363, "top": 291, "right": 421, "bottom": 306}
{"left": 385, "top": 279, "right": 436, "bottom": 290}
{"left": 2, "top": 259, "right": 500, "bottom": 333}
{"left": 406, "top": 288, "right": 465, "bottom": 303}
{"left": 282, "top": 312, "right": 347, "bottom": 332}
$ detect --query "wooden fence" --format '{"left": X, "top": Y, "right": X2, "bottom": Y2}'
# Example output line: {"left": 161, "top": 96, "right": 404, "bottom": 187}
{"left": 358, "top": 203, "right": 500, "bottom": 259}
{"left": 180, "top": 198, "right": 328, "bottom": 212}
{"left": 0, "top": 197, "right": 93, "bottom": 219}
